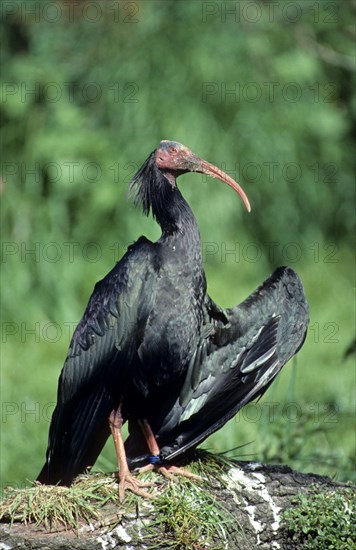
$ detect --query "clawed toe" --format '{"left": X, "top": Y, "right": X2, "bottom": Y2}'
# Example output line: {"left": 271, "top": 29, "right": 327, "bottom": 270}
{"left": 137, "top": 462, "right": 202, "bottom": 482}
{"left": 118, "top": 473, "right": 154, "bottom": 501}
{"left": 158, "top": 464, "right": 202, "bottom": 481}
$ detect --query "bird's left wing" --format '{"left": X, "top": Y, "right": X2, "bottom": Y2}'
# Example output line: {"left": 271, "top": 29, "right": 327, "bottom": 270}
{"left": 126, "top": 266, "right": 309, "bottom": 465}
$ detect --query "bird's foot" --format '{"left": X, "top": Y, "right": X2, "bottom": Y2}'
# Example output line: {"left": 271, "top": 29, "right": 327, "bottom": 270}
{"left": 137, "top": 463, "right": 155, "bottom": 474}
{"left": 158, "top": 464, "right": 202, "bottom": 481}
{"left": 116, "top": 471, "right": 154, "bottom": 501}
{"left": 137, "top": 461, "right": 202, "bottom": 482}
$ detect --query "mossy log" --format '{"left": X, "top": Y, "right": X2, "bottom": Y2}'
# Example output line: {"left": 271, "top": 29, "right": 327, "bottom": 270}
{"left": 1, "top": 453, "right": 354, "bottom": 549}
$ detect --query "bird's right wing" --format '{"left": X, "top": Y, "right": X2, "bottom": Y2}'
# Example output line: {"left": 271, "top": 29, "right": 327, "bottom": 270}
{"left": 125, "top": 266, "right": 309, "bottom": 464}
{"left": 38, "top": 237, "right": 157, "bottom": 485}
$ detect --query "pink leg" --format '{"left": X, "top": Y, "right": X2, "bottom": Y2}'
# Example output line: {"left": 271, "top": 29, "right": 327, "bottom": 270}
{"left": 137, "top": 418, "right": 201, "bottom": 481}
{"left": 109, "top": 408, "right": 153, "bottom": 500}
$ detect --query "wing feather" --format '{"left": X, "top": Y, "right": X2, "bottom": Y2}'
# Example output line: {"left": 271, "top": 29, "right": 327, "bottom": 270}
{"left": 38, "top": 237, "right": 157, "bottom": 484}
{"left": 125, "top": 266, "right": 309, "bottom": 465}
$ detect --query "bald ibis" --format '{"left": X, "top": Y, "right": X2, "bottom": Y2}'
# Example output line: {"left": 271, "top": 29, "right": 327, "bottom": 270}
{"left": 37, "top": 141, "right": 309, "bottom": 498}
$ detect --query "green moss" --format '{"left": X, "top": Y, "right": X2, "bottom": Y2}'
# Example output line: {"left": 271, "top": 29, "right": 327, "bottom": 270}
{"left": 0, "top": 473, "right": 119, "bottom": 531}
{"left": 0, "top": 452, "right": 239, "bottom": 548}
{"left": 145, "top": 480, "right": 233, "bottom": 549}
{"left": 282, "top": 486, "right": 356, "bottom": 549}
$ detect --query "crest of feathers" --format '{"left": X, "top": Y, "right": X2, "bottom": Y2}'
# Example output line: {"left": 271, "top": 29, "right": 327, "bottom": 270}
{"left": 129, "top": 151, "right": 158, "bottom": 217}
{"left": 129, "top": 151, "right": 177, "bottom": 225}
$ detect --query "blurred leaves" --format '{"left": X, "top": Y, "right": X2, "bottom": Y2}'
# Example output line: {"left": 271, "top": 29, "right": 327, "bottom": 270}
{"left": 1, "top": 1, "right": 355, "bottom": 250}
{"left": 1, "top": 0, "right": 354, "bottom": 321}
{"left": 1, "top": 0, "right": 355, "bottom": 485}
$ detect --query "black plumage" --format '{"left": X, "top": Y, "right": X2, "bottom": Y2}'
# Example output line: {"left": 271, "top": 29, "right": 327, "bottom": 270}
{"left": 37, "top": 141, "right": 308, "bottom": 494}
{"left": 125, "top": 266, "right": 309, "bottom": 467}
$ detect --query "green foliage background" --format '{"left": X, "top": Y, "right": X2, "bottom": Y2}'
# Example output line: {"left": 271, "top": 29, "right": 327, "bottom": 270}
{"left": 1, "top": 0, "right": 355, "bottom": 489}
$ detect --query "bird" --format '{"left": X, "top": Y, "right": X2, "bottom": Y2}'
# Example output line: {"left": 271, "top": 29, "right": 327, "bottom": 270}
{"left": 37, "top": 140, "right": 252, "bottom": 498}
{"left": 37, "top": 140, "right": 309, "bottom": 499}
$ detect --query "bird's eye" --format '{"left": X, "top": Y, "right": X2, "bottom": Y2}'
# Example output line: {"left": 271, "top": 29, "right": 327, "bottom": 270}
{"left": 169, "top": 146, "right": 177, "bottom": 154}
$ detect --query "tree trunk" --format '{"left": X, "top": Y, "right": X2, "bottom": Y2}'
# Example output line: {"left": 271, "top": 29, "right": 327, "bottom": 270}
{"left": 1, "top": 457, "right": 353, "bottom": 549}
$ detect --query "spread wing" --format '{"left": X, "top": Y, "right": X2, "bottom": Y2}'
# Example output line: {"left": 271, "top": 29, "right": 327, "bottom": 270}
{"left": 38, "top": 237, "right": 157, "bottom": 484}
{"left": 126, "top": 266, "right": 309, "bottom": 465}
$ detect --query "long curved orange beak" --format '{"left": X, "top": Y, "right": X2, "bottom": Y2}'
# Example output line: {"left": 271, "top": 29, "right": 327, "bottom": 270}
{"left": 195, "top": 158, "right": 251, "bottom": 213}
